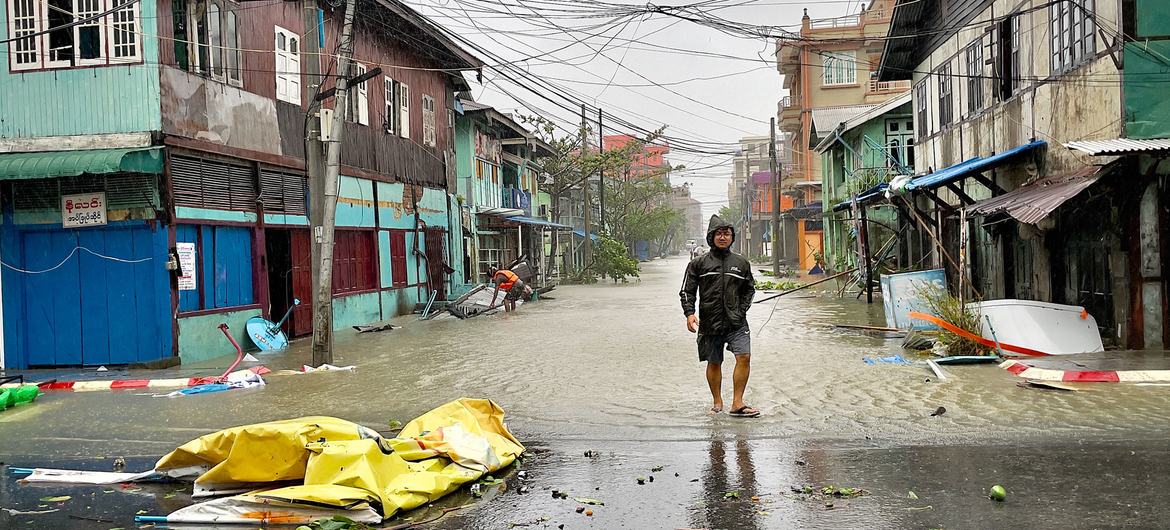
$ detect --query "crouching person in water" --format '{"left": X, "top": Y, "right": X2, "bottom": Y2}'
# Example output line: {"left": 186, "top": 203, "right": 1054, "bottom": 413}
{"left": 679, "top": 215, "right": 759, "bottom": 418}
{"left": 490, "top": 266, "right": 530, "bottom": 312}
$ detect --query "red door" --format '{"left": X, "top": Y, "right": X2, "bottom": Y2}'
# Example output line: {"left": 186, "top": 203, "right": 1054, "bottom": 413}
{"left": 290, "top": 230, "right": 313, "bottom": 337}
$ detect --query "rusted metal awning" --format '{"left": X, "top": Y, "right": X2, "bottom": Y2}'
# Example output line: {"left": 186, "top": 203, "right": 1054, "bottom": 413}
{"left": 965, "top": 166, "right": 1104, "bottom": 224}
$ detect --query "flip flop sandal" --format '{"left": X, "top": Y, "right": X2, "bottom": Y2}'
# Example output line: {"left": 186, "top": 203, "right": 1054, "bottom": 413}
{"left": 729, "top": 406, "right": 761, "bottom": 418}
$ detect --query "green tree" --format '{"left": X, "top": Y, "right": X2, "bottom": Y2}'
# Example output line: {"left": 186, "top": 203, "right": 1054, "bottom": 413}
{"left": 595, "top": 235, "right": 640, "bottom": 282}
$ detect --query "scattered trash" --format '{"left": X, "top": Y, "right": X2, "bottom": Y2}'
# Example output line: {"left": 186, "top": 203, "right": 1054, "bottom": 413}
{"left": 243, "top": 354, "right": 260, "bottom": 362}
{"left": 550, "top": 490, "right": 568, "bottom": 500}
{"left": 723, "top": 491, "right": 740, "bottom": 499}
{"left": 863, "top": 355, "right": 915, "bottom": 366}
{"left": 795, "top": 460, "right": 807, "bottom": 466}
{"left": 0, "top": 384, "right": 39, "bottom": 411}
{"left": 113, "top": 457, "right": 126, "bottom": 471}
{"left": 989, "top": 485, "right": 1007, "bottom": 502}
{"left": 165, "top": 370, "right": 264, "bottom": 397}
{"left": 574, "top": 507, "right": 585, "bottom": 514}
{"left": 933, "top": 356, "right": 998, "bottom": 365}
{"left": 574, "top": 498, "right": 604, "bottom": 506}
{"left": 636, "top": 477, "right": 646, "bottom": 485}
{"left": 353, "top": 324, "right": 397, "bottom": 334}
{"left": 583, "top": 450, "right": 599, "bottom": 458}
{"left": 650, "top": 466, "right": 664, "bottom": 472}
{"left": 905, "top": 505, "right": 933, "bottom": 511}
{"left": 789, "top": 485, "right": 869, "bottom": 499}
{"left": 97, "top": 366, "right": 109, "bottom": 372}
{"left": 907, "top": 491, "right": 918, "bottom": 500}
{"left": 902, "top": 330, "right": 936, "bottom": 351}
{"left": 584, "top": 509, "right": 593, "bottom": 517}
{"left": 300, "top": 364, "right": 357, "bottom": 373}
{"left": 387, "top": 420, "right": 402, "bottom": 430}
{"left": 925, "top": 360, "right": 948, "bottom": 381}
{"left": 2, "top": 508, "right": 59, "bottom": 515}
{"left": 38, "top": 496, "right": 71, "bottom": 502}
{"left": 930, "top": 406, "right": 947, "bottom": 417}
{"left": 1017, "top": 380, "right": 1078, "bottom": 392}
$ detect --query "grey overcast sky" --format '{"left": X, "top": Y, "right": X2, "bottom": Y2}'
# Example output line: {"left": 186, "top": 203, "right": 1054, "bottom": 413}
{"left": 402, "top": 0, "right": 861, "bottom": 216}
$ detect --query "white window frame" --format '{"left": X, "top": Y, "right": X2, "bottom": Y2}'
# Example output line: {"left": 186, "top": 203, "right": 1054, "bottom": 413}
{"left": 108, "top": 0, "right": 139, "bottom": 63}
{"left": 1051, "top": 0, "right": 1096, "bottom": 74}
{"left": 345, "top": 62, "right": 368, "bottom": 125}
{"left": 384, "top": 76, "right": 397, "bottom": 134}
{"left": 937, "top": 62, "right": 953, "bottom": 127}
{"left": 223, "top": 8, "right": 240, "bottom": 85}
{"left": 8, "top": 0, "right": 42, "bottom": 71}
{"left": 206, "top": 2, "right": 222, "bottom": 80}
{"left": 422, "top": 94, "right": 435, "bottom": 146}
{"left": 822, "top": 51, "right": 857, "bottom": 86}
{"left": 10, "top": 0, "right": 141, "bottom": 70}
{"left": 965, "top": 40, "right": 984, "bottom": 116}
{"left": 274, "top": 25, "right": 301, "bottom": 105}
{"left": 399, "top": 83, "right": 410, "bottom": 139}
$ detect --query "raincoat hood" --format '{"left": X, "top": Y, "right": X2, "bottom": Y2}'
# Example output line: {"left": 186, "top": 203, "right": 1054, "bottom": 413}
{"left": 706, "top": 215, "right": 735, "bottom": 248}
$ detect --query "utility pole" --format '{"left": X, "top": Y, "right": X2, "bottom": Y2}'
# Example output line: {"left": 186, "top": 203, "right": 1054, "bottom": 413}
{"left": 304, "top": 0, "right": 327, "bottom": 366}
{"left": 580, "top": 104, "right": 593, "bottom": 267}
{"left": 597, "top": 107, "right": 604, "bottom": 232}
{"left": 311, "top": 0, "right": 357, "bottom": 365}
{"left": 769, "top": 118, "right": 780, "bottom": 276}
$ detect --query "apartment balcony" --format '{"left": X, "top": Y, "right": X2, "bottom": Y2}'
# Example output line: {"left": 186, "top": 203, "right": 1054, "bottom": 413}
{"left": 778, "top": 95, "right": 802, "bottom": 130}
{"left": 864, "top": 79, "right": 912, "bottom": 103}
{"left": 808, "top": 14, "right": 860, "bottom": 30}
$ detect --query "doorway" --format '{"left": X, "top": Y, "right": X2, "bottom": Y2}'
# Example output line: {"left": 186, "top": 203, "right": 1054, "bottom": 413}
{"left": 265, "top": 228, "right": 313, "bottom": 337}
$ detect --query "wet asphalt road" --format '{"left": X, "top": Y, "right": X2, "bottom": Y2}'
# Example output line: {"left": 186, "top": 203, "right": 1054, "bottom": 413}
{"left": 3, "top": 256, "right": 1170, "bottom": 529}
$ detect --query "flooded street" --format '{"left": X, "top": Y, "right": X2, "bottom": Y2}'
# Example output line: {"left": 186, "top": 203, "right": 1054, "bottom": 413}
{"left": 4, "top": 256, "right": 1170, "bottom": 528}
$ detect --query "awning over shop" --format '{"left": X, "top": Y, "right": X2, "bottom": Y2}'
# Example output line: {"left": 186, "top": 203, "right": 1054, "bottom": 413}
{"left": 906, "top": 140, "right": 1046, "bottom": 191}
{"left": 572, "top": 229, "right": 599, "bottom": 241}
{"left": 965, "top": 166, "right": 1104, "bottom": 224}
{"left": 0, "top": 147, "right": 163, "bottom": 180}
{"left": 832, "top": 182, "right": 889, "bottom": 212}
{"left": 507, "top": 216, "right": 573, "bottom": 230}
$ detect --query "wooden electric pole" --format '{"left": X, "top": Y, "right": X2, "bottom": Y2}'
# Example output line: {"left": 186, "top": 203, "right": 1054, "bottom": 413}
{"left": 311, "top": 0, "right": 357, "bottom": 365}
{"left": 580, "top": 104, "right": 593, "bottom": 267}
{"left": 597, "top": 107, "right": 604, "bottom": 232}
{"left": 769, "top": 118, "right": 780, "bottom": 277}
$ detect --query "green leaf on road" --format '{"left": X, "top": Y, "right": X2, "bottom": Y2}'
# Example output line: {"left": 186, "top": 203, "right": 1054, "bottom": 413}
{"left": 39, "top": 496, "right": 71, "bottom": 503}
{"left": 724, "top": 491, "right": 740, "bottom": 499}
{"left": 574, "top": 497, "right": 604, "bottom": 505}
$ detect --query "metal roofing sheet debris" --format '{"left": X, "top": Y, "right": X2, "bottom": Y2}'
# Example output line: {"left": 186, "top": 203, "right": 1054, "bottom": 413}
{"left": 965, "top": 166, "right": 1104, "bottom": 224}
{"left": 906, "top": 140, "right": 1046, "bottom": 191}
{"left": 1064, "top": 138, "right": 1170, "bottom": 156}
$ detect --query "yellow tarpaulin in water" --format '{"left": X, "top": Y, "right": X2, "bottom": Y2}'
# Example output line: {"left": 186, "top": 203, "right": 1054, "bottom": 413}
{"left": 154, "top": 398, "right": 524, "bottom": 523}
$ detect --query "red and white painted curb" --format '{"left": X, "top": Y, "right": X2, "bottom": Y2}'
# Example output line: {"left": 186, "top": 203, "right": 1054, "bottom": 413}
{"left": 1000, "top": 359, "right": 1170, "bottom": 383}
{"left": 0, "top": 367, "right": 270, "bottom": 392}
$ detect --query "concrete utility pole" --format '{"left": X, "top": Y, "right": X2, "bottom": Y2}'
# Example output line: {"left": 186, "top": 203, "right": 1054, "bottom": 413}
{"left": 304, "top": 0, "right": 327, "bottom": 365}
{"left": 770, "top": 118, "right": 780, "bottom": 277}
{"left": 580, "top": 104, "right": 593, "bottom": 267}
{"left": 311, "top": 0, "right": 357, "bottom": 365}
{"left": 597, "top": 107, "right": 604, "bottom": 232}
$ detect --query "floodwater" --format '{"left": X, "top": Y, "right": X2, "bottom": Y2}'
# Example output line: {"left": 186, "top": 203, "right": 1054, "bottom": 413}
{"left": 4, "top": 256, "right": 1170, "bottom": 528}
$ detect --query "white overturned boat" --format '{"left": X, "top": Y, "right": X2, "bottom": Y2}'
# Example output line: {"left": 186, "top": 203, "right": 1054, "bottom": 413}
{"left": 969, "top": 299, "right": 1104, "bottom": 355}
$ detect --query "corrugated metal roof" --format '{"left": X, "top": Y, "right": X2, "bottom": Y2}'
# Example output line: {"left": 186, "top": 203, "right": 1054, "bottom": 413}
{"left": 832, "top": 182, "right": 889, "bottom": 212}
{"left": 1064, "top": 138, "right": 1170, "bottom": 156}
{"left": 966, "top": 166, "right": 1104, "bottom": 224}
{"left": 906, "top": 141, "right": 1046, "bottom": 191}
{"left": 458, "top": 99, "right": 492, "bottom": 112}
{"left": 811, "top": 105, "right": 879, "bottom": 137}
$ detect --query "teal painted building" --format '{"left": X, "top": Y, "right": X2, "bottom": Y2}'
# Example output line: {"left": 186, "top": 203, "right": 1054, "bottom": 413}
{"left": 453, "top": 100, "right": 564, "bottom": 286}
{"left": 815, "top": 94, "right": 913, "bottom": 272}
{"left": 0, "top": 0, "right": 481, "bottom": 368}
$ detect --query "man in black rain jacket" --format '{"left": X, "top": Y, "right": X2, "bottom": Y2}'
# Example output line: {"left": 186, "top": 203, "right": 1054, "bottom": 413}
{"left": 680, "top": 215, "right": 759, "bottom": 418}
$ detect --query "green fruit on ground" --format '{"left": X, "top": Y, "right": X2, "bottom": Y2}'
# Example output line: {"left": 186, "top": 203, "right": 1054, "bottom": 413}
{"left": 990, "top": 485, "right": 1006, "bottom": 502}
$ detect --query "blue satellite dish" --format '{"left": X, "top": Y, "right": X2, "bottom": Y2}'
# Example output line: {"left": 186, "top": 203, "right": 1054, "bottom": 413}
{"left": 247, "top": 299, "right": 300, "bottom": 352}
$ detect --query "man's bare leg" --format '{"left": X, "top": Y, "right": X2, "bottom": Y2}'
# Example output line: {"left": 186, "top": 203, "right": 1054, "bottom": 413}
{"left": 731, "top": 353, "right": 751, "bottom": 411}
{"left": 706, "top": 362, "right": 723, "bottom": 412}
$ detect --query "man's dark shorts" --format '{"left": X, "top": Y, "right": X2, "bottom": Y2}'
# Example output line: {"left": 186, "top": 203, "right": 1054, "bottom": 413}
{"left": 697, "top": 324, "right": 750, "bottom": 364}
{"left": 505, "top": 280, "right": 528, "bottom": 301}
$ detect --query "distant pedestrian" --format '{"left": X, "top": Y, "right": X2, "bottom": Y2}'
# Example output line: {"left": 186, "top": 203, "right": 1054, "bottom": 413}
{"left": 679, "top": 215, "right": 759, "bottom": 418}
{"left": 490, "top": 265, "right": 528, "bottom": 312}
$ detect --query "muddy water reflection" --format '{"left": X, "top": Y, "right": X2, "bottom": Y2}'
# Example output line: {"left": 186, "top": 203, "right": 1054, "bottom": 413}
{"left": 5, "top": 257, "right": 1170, "bottom": 463}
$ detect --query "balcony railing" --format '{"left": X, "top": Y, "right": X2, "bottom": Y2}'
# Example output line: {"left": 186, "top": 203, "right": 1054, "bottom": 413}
{"left": 779, "top": 96, "right": 793, "bottom": 110}
{"left": 867, "top": 80, "right": 912, "bottom": 93}
{"left": 809, "top": 15, "right": 860, "bottom": 29}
